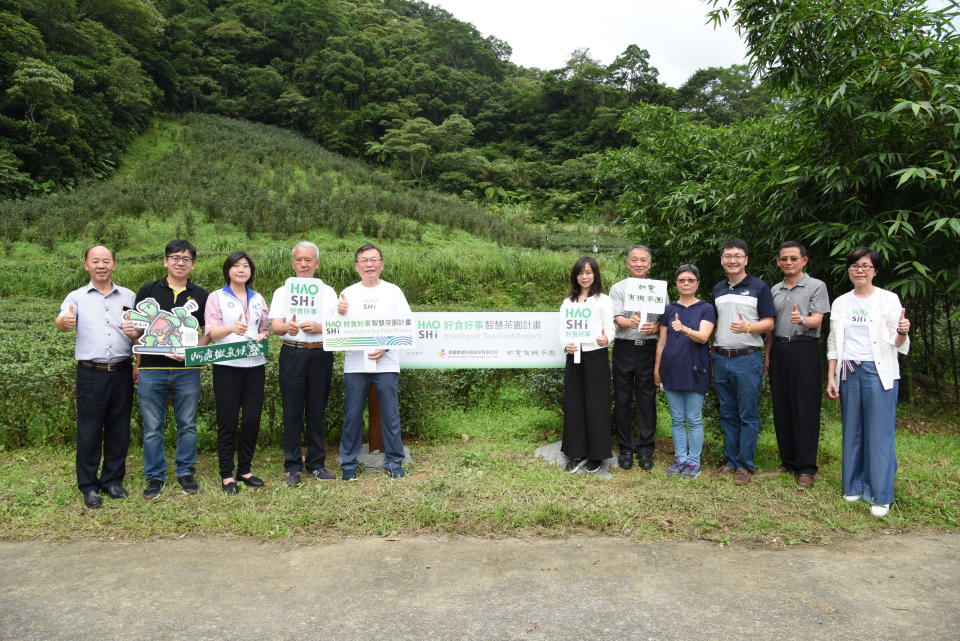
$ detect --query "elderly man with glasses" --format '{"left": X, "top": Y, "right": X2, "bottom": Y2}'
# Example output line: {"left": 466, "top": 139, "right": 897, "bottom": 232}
{"left": 763, "top": 241, "right": 830, "bottom": 489}
{"left": 709, "top": 237, "right": 775, "bottom": 486}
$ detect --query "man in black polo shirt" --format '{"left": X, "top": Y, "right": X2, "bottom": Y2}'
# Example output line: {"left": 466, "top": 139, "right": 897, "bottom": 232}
{"left": 710, "top": 237, "right": 774, "bottom": 486}
{"left": 123, "top": 240, "right": 208, "bottom": 499}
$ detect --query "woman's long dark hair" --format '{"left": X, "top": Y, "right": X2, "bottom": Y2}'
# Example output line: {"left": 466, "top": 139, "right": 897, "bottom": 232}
{"left": 568, "top": 256, "right": 603, "bottom": 301}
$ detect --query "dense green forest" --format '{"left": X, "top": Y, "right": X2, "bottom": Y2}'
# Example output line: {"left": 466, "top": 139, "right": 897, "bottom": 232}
{"left": 0, "top": 0, "right": 772, "bottom": 213}
{"left": 1, "top": 0, "right": 959, "bottom": 396}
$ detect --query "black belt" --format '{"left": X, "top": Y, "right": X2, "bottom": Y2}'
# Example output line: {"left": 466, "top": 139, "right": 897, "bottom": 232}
{"left": 281, "top": 340, "right": 324, "bottom": 349}
{"left": 713, "top": 346, "right": 760, "bottom": 357}
{"left": 78, "top": 359, "right": 130, "bottom": 371}
{"left": 774, "top": 335, "right": 818, "bottom": 343}
{"left": 615, "top": 338, "right": 658, "bottom": 347}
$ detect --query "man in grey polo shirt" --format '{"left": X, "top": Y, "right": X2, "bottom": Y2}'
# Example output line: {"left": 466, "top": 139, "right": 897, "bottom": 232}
{"left": 55, "top": 246, "right": 136, "bottom": 508}
{"left": 764, "top": 241, "right": 830, "bottom": 489}
{"left": 610, "top": 245, "right": 661, "bottom": 470}
{"left": 711, "top": 237, "right": 775, "bottom": 486}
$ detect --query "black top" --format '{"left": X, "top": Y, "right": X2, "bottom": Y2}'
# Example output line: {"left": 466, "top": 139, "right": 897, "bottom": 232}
{"left": 134, "top": 277, "right": 208, "bottom": 369}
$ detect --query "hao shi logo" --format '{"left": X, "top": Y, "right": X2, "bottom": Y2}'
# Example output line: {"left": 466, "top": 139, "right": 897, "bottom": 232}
{"left": 128, "top": 298, "right": 200, "bottom": 354}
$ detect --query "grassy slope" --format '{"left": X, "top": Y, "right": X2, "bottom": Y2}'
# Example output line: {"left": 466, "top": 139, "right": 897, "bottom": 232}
{"left": 0, "top": 114, "right": 956, "bottom": 544}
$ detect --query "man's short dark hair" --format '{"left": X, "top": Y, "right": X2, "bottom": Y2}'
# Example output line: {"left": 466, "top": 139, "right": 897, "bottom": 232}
{"left": 84, "top": 245, "right": 114, "bottom": 261}
{"left": 354, "top": 243, "right": 383, "bottom": 261}
{"left": 777, "top": 240, "right": 807, "bottom": 257}
{"left": 165, "top": 239, "right": 197, "bottom": 260}
{"left": 720, "top": 237, "right": 748, "bottom": 256}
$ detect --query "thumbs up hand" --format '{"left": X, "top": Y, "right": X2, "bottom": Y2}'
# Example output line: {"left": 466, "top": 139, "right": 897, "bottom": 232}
{"left": 286, "top": 312, "right": 299, "bottom": 336}
{"left": 897, "top": 308, "right": 910, "bottom": 335}
{"left": 790, "top": 303, "right": 802, "bottom": 325}
{"left": 597, "top": 329, "right": 608, "bottom": 347}
{"left": 61, "top": 303, "right": 77, "bottom": 330}
{"left": 671, "top": 312, "right": 684, "bottom": 333}
{"left": 730, "top": 312, "right": 750, "bottom": 334}
{"left": 337, "top": 293, "right": 349, "bottom": 315}
{"left": 231, "top": 318, "right": 249, "bottom": 337}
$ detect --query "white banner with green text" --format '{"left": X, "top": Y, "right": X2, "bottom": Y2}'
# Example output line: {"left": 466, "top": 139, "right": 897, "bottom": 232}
{"left": 401, "top": 312, "right": 565, "bottom": 369}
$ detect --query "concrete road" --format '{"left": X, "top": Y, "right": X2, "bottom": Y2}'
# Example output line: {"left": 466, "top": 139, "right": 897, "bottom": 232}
{"left": 1, "top": 534, "right": 957, "bottom": 641}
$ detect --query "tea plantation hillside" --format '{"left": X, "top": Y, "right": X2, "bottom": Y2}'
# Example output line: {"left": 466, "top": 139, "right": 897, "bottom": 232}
{"left": 0, "top": 113, "right": 633, "bottom": 448}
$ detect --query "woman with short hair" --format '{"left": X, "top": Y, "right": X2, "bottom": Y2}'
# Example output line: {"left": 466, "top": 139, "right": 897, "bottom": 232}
{"left": 205, "top": 251, "right": 270, "bottom": 494}
{"left": 826, "top": 248, "right": 910, "bottom": 517}
{"left": 653, "top": 265, "right": 716, "bottom": 479}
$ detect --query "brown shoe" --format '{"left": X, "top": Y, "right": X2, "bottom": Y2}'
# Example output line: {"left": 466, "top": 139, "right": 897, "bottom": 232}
{"left": 796, "top": 473, "right": 815, "bottom": 489}
{"left": 733, "top": 469, "right": 753, "bottom": 486}
{"left": 710, "top": 465, "right": 736, "bottom": 479}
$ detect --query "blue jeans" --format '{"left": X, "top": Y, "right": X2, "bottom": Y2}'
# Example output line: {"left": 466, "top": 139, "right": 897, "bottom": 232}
{"left": 139, "top": 368, "right": 200, "bottom": 480}
{"left": 713, "top": 350, "right": 763, "bottom": 473}
{"left": 664, "top": 389, "right": 704, "bottom": 465}
{"left": 839, "top": 361, "right": 899, "bottom": 505}
{"left": 340, "top": 372, "right": 404, "bottom": 473}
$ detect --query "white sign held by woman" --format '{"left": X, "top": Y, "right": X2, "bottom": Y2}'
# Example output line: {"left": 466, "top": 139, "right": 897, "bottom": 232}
{"left": 559, "top": 299, "right": 601, "bottom": 364}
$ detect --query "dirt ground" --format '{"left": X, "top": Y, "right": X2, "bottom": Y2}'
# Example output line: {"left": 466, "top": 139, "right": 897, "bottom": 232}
{"left": 1, "top": 533, "right": 957, "bottom": 641}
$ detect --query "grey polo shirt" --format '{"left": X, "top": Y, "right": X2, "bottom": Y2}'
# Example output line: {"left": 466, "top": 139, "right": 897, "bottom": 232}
{"left": 712, "top": 274, "right": 775, "bottom": 349}
{"left": 60, "top": 282, "right": 136, "bottom": 362}
{"left": 771, "top": 273, "right": 830, "bottom": 338}
{"left": 610, "top": 278, "right": 661, "bottom": 341}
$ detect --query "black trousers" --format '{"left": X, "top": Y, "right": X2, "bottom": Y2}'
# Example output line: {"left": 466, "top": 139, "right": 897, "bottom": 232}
{"left": 562, "top": 348, "right": 612, "bottom": 461}
{"left": 75, "top": 362, "right": 133, "bottom": 494}
{"left": 612, "top": 339, "right": 657, "bottom": 458}
{"left": 768, "top": 339, "right": 822, "bottom": 475}
{"left": 212, "top": 364, "right": 265, "bottom": 479}
{"left": 279, "top": 345, "right": 333, "bottom": 473}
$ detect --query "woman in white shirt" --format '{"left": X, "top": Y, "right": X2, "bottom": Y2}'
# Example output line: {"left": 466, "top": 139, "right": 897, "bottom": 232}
{"left": 826, "top": 248, "right": 910, "bottom": 517}
{"left": 561, "top": 256, "right": 616, "bottom": 474}
{"left": 204, "top": 251, "right": 270, "bottom": 494}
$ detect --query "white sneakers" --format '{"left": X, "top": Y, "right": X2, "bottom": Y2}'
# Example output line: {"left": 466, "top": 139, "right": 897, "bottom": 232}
{"left": 845, "top": 494, "right": 890, "bottom": 517}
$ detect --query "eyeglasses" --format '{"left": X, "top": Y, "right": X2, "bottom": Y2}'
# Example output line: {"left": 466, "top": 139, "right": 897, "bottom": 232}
{"left": 776, "top": 256, "right": 802, "bottom": 263}
{"left": 357, "top": 258, "right": 382, "bottom": 265}
{"left": 721, "top": 254, "right": 746, "bottom": 261}
{"left": 676, "top": 278, "right": 698, "bottom": 283}
{"left": 848, "top": 263, "right": 874, "bottom": 272}
{"left": 165, "top": 255, "right": 194, "bottom": 264}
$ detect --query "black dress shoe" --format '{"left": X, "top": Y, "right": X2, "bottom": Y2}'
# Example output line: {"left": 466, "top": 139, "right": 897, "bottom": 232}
{"left": 638, "top": 455, "right": 654, "bottom": 470}
{"left": 237, "top": 475, "right": 264, "bottom": 488}
{"left": 618, "top": 452, "right": 634, "bottom": 469}
{"left": 83, "top": 491, "right": 103, "bottom": 508}
{"left": 103, "top": 485, "right": 128, "bottom": 499}
{"left": 222, "top": 481, "right": 239, "bottom": 495}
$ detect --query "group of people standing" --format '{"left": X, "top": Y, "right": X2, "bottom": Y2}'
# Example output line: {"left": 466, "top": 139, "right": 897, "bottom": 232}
{"left": 57, "top": 240, "right": 409, "bottom": 507}
{"left": 560, "top": 239, "right": 910, "bottom": 517}
{"left": 58, "top": 236, "right": 910, "bottom": 519}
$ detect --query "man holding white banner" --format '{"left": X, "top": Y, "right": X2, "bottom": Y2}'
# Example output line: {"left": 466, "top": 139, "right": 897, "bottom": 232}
{"left": 609, "top": 245, "right": 665, "bottom": 470}
{"left": 269, "top": 241, "right": 338, "bottom": 485}
{"left": 336, "top": 244, "right": 412, "bottom": 480}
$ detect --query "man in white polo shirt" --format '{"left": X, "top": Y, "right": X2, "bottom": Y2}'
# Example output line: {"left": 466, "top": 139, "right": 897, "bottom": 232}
{"left": 337, "top": 243, "right": 411, "bottom": 481}
{"left": 270, "top": 241, "right": 338, "bottom": 486}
